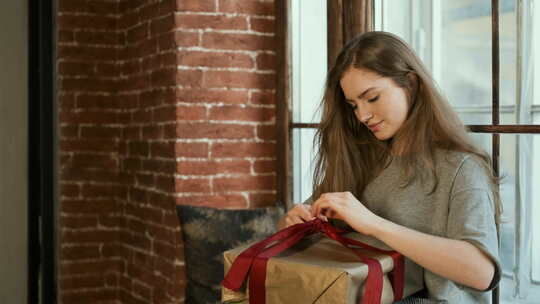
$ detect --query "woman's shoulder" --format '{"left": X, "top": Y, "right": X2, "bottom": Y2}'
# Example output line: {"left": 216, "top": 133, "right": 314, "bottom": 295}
{"left": 433, "top": 148, "right": 492, "bottom": 190}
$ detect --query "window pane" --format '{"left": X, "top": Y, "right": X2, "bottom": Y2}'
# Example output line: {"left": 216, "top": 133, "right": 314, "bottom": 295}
{"left": 499, "top": 134, "right": 540, "bottom": 303}
{"left": 292, "top": 128, "right": 316, "bottom": 204}
{"left": 291, "top": 0, "right": 327, "bottom": 124}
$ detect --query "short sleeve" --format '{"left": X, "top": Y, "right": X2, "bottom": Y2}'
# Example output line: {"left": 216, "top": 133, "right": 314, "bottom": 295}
{"left": 447, "top": 156, "right": 501, "bottom": 292}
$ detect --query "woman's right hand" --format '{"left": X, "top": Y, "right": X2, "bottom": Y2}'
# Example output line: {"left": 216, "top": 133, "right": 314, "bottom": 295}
{"left": 277, "top": 204, "right": 327, "bottom": 230}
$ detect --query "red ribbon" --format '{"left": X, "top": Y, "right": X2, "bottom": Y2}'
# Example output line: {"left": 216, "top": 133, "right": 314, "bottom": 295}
{"left": 222, "top": 219, "right": 405, "bottom": 304}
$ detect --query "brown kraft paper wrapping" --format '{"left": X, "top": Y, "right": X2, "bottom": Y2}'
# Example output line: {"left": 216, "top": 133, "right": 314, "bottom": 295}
{"left": 222, "top": 233, "right": 424, "bottom": 304}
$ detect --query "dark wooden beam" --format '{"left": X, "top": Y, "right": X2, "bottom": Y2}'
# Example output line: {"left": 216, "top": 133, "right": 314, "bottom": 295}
{"left": 275, "top": 0, "right": 292, "bottom": 209}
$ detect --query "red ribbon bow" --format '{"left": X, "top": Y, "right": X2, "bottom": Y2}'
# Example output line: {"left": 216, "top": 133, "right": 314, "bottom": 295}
{"left": 222, "top": 218, "right": 404, "bottom": 304}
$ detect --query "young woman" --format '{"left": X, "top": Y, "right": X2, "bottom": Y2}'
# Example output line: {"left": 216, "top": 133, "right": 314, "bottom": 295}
{"left": 278, "top": 31, "right": 501, "bottom": 303}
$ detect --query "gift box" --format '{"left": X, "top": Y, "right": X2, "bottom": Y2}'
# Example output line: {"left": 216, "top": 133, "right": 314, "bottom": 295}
{"left": 221, "top": 219, "right": 424, "bottom": 304}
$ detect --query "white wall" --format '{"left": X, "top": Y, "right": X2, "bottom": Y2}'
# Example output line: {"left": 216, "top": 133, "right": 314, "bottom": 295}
{"left": 0, "top": 0, "right": 28, "bottom": 303}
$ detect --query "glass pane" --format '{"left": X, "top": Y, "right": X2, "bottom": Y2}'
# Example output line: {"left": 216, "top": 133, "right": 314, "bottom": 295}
{"left": 499, "top": 134, "right": 540, "bottom": 303}
{"left": 292, "top": 129, "right": 317, "bottom": 205}
{"left": 439, "top": 0, "right": 493, "bottom": 120}
{"left": 291, "top": 0, "right": 327, "bottom": 124}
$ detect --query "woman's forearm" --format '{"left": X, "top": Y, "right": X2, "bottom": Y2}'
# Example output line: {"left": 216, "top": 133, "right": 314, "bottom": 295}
{"left": 370, "top": 216, "right": 495, "bottom": 291}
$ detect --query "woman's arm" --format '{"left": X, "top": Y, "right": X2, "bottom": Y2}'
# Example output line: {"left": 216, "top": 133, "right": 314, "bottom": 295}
{"left": 310, "top": 191, "right": 496, "bottom": 291}
{"left": 371, "top": 216, "right": 495, "bottom": 291}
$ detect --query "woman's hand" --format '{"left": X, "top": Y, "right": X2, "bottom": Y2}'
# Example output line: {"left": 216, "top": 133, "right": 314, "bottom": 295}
{"left": 277, "top": 204, "right": 327, "bottom": 230}
{"left": 311, "top": 191, "right": 382, "bottom": 236}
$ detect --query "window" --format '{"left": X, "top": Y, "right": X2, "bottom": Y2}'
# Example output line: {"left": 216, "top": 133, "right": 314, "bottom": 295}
{"left": 277, "top": 0, "right": 540, "bottom": 303}
{"left": 374, "top": 0, "right": 540, "bottom": 302}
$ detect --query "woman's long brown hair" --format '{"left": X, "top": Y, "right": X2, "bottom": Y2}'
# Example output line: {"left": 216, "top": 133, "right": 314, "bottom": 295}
{"left": 312, "top": 31, "right": 502, "bottom": 223}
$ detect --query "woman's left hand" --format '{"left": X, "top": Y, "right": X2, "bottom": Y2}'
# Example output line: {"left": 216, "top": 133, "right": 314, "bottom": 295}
{"left": 311, "top": 191, "right": 383, "bottom": 236}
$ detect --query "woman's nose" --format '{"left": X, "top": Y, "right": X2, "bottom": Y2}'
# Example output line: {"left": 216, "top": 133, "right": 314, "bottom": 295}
{"left": 357, "top": 107, "right": 373, "bottom": 124}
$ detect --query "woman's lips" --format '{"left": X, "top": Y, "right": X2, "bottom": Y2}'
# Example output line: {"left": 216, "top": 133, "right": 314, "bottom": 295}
{"left": 368, "top": 121, "right": 383, "bottom": 132}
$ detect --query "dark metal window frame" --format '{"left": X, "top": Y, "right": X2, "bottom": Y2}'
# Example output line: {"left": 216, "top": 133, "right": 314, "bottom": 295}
{"left": 29, "top": 0, "right": 57, "bottom": 303}
{"left": 275, "top": 0, "right": 540, "bottom": 303}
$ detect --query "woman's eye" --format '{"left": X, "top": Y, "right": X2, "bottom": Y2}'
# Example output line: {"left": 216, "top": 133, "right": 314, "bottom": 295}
{"left": 368, "top": 96, "right": 379, "bottom": 103}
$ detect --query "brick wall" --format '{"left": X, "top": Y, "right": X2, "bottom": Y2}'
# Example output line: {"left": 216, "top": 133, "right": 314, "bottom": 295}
{"left": 58, "top": 0, "right": 124, "bottom": 302}
{"left": 174, "top": 0, "right": 277, "bottom": 208}
{"left": 57, "top": 0, "right": 277, "bottom": 303}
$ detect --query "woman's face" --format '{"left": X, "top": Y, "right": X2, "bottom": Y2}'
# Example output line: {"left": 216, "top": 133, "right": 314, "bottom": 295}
{"left": 339, "top": 67, "right": 409, "bottom": 141}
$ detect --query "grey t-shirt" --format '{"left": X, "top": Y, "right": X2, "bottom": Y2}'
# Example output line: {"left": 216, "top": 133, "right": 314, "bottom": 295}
{"left": 306, "top": 149, "right": 501, "bottom": 303}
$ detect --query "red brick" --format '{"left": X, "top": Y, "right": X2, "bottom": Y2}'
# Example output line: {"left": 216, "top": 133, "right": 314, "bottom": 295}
{"left": 142, "top": 159, "right": 176, "bottom": 173}
{"left": 62, "top": 230, "right": 118, "bottom": 243}
{"left": 152, "top": 105, "right": 176, "bottom": 122}
{"left": 62, "top": 245, "right": 101, "bottom": 260}
{"left": 204, "top": 70, "right": 275, "bottom": 89}
{"left": 61, "top": 78, "right": 117, "bottom": 92}
{"left": 202, "top": 32, "right": 275, "bottom": 51}
{"left": 74, "top": 31, "right": 120, "bottom": 45}
{"left": 61, "top": 260, "right": 123, "bottom": 275}
{"left": 177, "top": 50, "right": 253, "bottom": 69}
{"left": 256, "top": 124, "right": 276, "bottom": 140}
{"left": 81, "top": 184, "right": 123, "bottom": 198}
{"left": 219, "top": 0, "right": 274, "bottom": 15}
{"left": 70, "top": 154, "right": 118, "bottom": 169}
{"left": 61, "top": 275, "right": 105, "bottom": 289}
{"left": 176, "top": 87, "right": 249, "bottom": 104}
{"left": 256, "top": 53, "right": 276, "bottom": 70}
{"left": 77, "top": 94, "right": 118, "bottom": 109}
{"left": 249, "top": 192, "right": 277, "bottom": 207}
{"left": 175, "top": 178, "right": 211, "bottom": 193}
{"left": 146, "top": 224, "right": 175, "bottom": 243}
{"left": 59, "top": 93, "right": 76, "bottom": 109}
{"left": 158, "top": 31, "right": 177, "bottom": 51}
{"left": 58, "top": 29, "right": 74, "bottom": 42}
{"left": 58, "top": 15, "right": 117, "bottom": 30}
{"left": 96, "top": 62, "right": 119, "bottom": 77}
{"left": 174, "top": 31, "right": 200, "bottom": 47}
{"left": 175, "top": 194, "right": 247, "bottom": 208}
{"left": 121, "top": 60, "right": 142, "bottom": 75}
{"left": 62, "top": 199, "right": 117, "bottom": 214}
{"left": 60, "top": 125, "right": 79, "bottom": 138}
{"left": 175, "top": 14, "right": 247, "bottom": 30}
{"left": 151, "top": 15, "right": 175, "bottom": 36}
{"left": 61, "top": 289, "right": 116, "bottom": 303}
{"left": 209, "top": 105, "right": 274, "bottom": 122}
{"left": 61, "top": 216, "right": 98, "bottom": 229}
{"left": 80, "top": 126, "right": 121, "bottom": 139}
{"left": 176, "top": 69, "right": 204, "bottom": 87}
{"left": 176, "top": 122, "right": 254, "bottom": 139}
{"left": 61, "top": 168, "right": 119, "bottom": 183}
{"left": 60, "top": 183, "right": 80, "bottom": 197}
{"left": 123, "top": 127, "right": 142, "bottom": 140}
{"left": 212, "top": 142, "right": 275, "bottom": 157}
{"left": 176, "top": 105, "right": 206, "bottom": 120}
{"left": 151, "top": 68, "right": 178, "bottom": 87}
{"left": 176, "top": 0, "right": 216, "bottom": 12}
{"left": 58, "top": 0, "right": 118, "bottom": 15}
{"left": 213, "top": 175, "right": 276, "bottom": 191}
{"left": 59, "top": 109, "right": 119, "bottom": 124}
{"left": 129, "top": 141, "right": 149, "bottom": 157}
{"left": 127, "top": 22, "right": 149, "bottom": 43}
{"left": 59, "top": 62, "right": 95, "bottom": 76}
{"left": 132, "top": 280, "right": 152, "bottom": 300}
{"left": 175, "top": 142, "right": 208, "bottom": 157}
{"left": 61, "top": 139, "right": 119, "bottom": 153}
{"left": 151, "top": 142, "right": 175, "bottom": 158}
{"left": 251, "top": 17, "right": 275, "bottom": 33}
{"left": 251, "top": 90, "right": 275, "bottom": 105}
{"left": 253, "top": 160, "right": 276, "bottom": 173}
{"left": 58, "top": 45, "right": 117, "bottom": 61}
{"left": 177, "top": 160, "right": 250, "bottom": 175}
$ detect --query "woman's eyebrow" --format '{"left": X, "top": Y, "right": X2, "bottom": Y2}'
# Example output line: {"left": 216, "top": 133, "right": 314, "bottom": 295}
{"left": 345, "top": 87, "right": 377, "bottom": 101}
